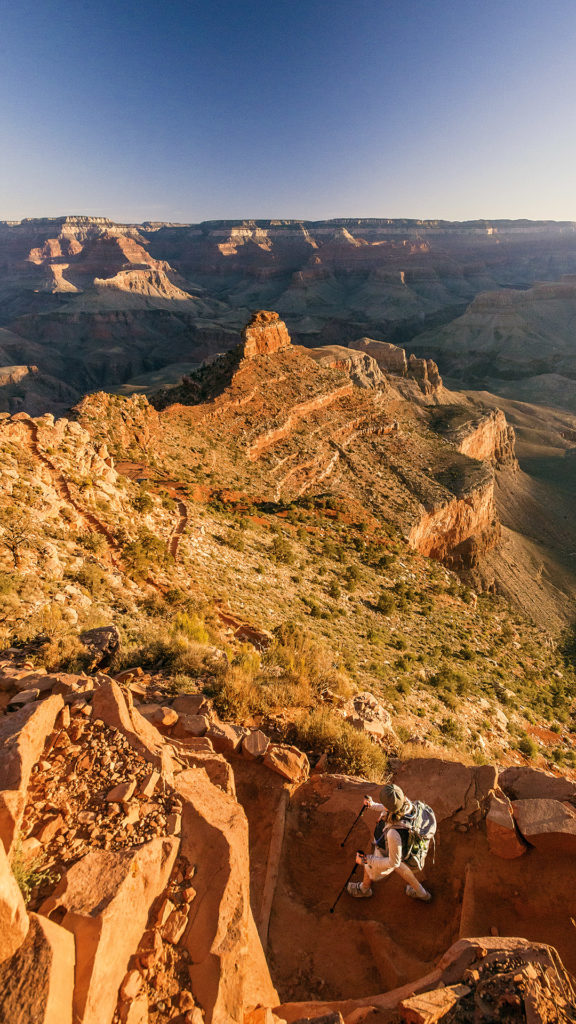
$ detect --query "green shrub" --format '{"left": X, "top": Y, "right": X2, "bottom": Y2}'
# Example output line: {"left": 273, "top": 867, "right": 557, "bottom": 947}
{"left": 173, "top": 612, "right": 210, "bottom": 643}
{"left": 131, "top": 490, "right": 154, "bottom": 513}
{"left": 10, "top": 844, "right": 60, "bottom": 904}
{"left": 73, "top": 562, "right": 108, "bottom": 596}
{"left": 270, "top": 534, "right": 294, "bottom": 564}
{"left": 291, "top": 710, "right": 388, "bottom": 780}
{"left": 78, "top": 531, "right": 108, "bottom": 555}
{"left": 376, "top": 592, "right": 396, "bottom": 615}
{"left": 518, "top": 735, "right": 538, "bottom": 759}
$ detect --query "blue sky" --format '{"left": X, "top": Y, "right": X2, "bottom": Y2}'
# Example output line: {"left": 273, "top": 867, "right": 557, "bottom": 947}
{"left": 1, "top": 0, "right": 576, "bottom": 222}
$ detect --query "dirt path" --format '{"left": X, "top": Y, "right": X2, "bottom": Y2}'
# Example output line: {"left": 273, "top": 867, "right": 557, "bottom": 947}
{"left": 167, "top": 495, "right": 188, "bottom": 559}
{"left": 115, "top": 462, "right": 189, "bottom": 563}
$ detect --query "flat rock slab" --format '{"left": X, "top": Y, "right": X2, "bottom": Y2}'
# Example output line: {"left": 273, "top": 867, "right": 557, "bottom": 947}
{"left": 512, "top": 798, "right": 576, "bottom": 853}
{"left": 207, "top": 721, "right": 245, "bottom": 754}
{"left": 40, "top": 836, "right": 178, "bottom": 1024}
{"left": 485, "top": 794, "right": 527, "bottom": 860}
{"left": 171, "top": 694, "right": 212, "bottom": 717}
{"left": 393, "top": 759, "right": 497, "bottom": 825}
{"left": 0, "top": 694, "right": 63, "bottom": 853}
{"left": 263, "top": 745, "right": 309, "bottom": 784}
{"left": 0, "top": 838, "right": 28, "bottom": 962}
{"left": 400, "top": 984, "right": 470, "bottom": 1023}
{"left": 0, "top": 912, "right": 75, "bottom": 1024}
{"left": 499, "top": 766, "right": 576, "bottom": 803}
{"left": 172, "top": 714, "right": 209, "bottom": 739}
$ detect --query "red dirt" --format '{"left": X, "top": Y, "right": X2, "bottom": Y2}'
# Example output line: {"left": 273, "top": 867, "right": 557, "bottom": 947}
{"left": 232, "top": 774, "right": 576, "bottom": 1005}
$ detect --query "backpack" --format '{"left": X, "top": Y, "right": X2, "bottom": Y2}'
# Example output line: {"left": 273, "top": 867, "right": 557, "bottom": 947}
{"left": 374, "top": 800, "right": 437, "bottom": 871}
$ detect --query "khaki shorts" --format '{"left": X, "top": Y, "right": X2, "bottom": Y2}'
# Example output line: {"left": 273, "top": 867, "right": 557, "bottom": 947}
{"left": 364, "top": 850, "right": 393, "bottom": 882}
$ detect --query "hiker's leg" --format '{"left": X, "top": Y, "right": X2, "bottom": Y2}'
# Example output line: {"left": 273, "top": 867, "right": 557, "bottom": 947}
{"left": 396, "top": 861, "right": 428, "bottom": 897}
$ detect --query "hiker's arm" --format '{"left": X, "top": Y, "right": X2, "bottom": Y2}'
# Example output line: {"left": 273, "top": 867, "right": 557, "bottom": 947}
{"left": 365, "top": 829, "right": 402, "bottom": 872}
{"left": 364, "top": 796, "right": 387, "bottom": 814}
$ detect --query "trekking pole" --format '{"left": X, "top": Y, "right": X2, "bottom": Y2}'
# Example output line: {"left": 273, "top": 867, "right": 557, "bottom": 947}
{"left": 340, "top": 796, "right": 368, "bottom": 847}
{"left": 330, "top": 850, "right": 364, "bottom": 914}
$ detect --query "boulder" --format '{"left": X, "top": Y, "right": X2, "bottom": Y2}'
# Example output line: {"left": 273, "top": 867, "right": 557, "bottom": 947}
{"left": 0, "top": 912, "right": 75, "bottom": 1024}
{"left": 174, "top": 768, "right": 278, "bottom": 1023}
{"left": 174, "top": 748, "right": 236, "bottom": 797}
{"left": 91, "top": 679, "right": 175, "bottom": 782}
{"left": 0, "top": 838, "right": 29, "bottom": 962}
{"left": 120, "top": 993, "right": 148, "bottom": 1024}
{"left": 106, "top": 781, "right": 136, "bottom": 803}
{"left": 512, "top": 798, "right": 576, "bottom": 853}
{"left": 263, "top": 744, "right": 309, "bottom": 785}
{"left": 207, "top": 721, "right": 244, "bottom": 755}
{"left": 393, "top": 759, "right": 497, "bottom": 825}
{"left": 400, "top": 984, "right": 470, "bottom": 1023}
{"left": 7, "top": 688, "right": 40, "bottom": 707}
{"left": 79, "top": 625, "right": 120, "bottom": 670}
{"left": 173, "top": 713, "right": 210, "bottom": 739}
{"left": 0, "top": 695, "right": 63, "bottom": 853}
{"left": 172, "top": 694, "right": 213, "bottom": 717}
{"left": 139, "top": 704, "right": 178, "bottom": 728}
{"left": 242, "top": 730, "right": 270, "bottom": 760}
{"left": 485, "top": 793, "right": 527, "bottom": 860}
{"left": 499, "top": 766, "right": 576, "bottom": 803}
{"left": 49, "top": 673, "right": 92, "bottom": 696}
{"left": 138, "top": 770, "right": 160, "bottom": 799}
{"left": 40, "top": 837, "right": 178, "bottom": 1024}
{"left": 341, "top": 691, "right": 395, "bottom": 744}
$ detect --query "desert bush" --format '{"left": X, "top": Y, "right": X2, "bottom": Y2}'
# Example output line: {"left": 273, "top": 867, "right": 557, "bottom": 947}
{"left": 227, "top": 530, "right": 245, "bottom": 552}
{"left": 376, "top": 592, "right": 396, "bottom": 615}
{"left": 131, "top": 490, "right": 154, "bottom": 513}
{"left": 164, "top": 672, "right": 199, "bottom": 695}
{"left": 518, "top": 735, "right": 538, "bottom": 759}
{"left": 123, "top": 529, "right": 170, "bottom": 575}
{"left": 78, "top": 531, "right": 108, "bottom": 555}
{"left": 73, "top": 562, "right": 108, "bottom": 597}
{"left": 0, "top": 572, "right": 16, "bottom": 596}
{"left": 290, "top": 710, "right": 388, "bottom": 779}
{"left": 266, "top": 621, "right": 339, "bottom": 691}
{"left": 40, "top": 633, "right": 92, "bottom": 673}
{"left": 270, "top": 534, "right": 294, "bottom": 564}
{"left": 173, "top": 612, "right": 211, "bottom": 644}
{"left": 11, "top": 843, "right": 60, "bottom": 904}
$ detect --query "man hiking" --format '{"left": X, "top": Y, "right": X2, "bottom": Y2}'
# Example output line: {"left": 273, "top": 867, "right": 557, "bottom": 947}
{"left": 347, "top": 783, "right": 434, "bottom": 902}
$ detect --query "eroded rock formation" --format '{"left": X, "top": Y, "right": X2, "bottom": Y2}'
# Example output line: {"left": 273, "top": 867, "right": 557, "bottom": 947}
{"left": 241, "top": 311, "right": 292, "bottom": 359}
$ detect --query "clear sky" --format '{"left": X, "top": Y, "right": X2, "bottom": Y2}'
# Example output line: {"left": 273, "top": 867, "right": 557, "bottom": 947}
{"left": 1, "top": 0, "right": 576, "bottom": 223}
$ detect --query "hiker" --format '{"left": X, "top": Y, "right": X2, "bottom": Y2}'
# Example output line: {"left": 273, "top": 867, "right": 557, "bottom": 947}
{"left": 347, "top": 784, "right": 434, "bottom": 903}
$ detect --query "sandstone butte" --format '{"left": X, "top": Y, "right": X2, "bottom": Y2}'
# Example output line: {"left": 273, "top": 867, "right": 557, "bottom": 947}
{"left": 0, "top": 668, "right": 574, "bottom": 1024}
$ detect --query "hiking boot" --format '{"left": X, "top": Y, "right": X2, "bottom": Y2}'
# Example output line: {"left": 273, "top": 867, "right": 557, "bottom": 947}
{"left": 406, "top": 885, "right": 432, "bottom": 903}
{"left": 347, "top": 881, "right": 373, "bottom": 898}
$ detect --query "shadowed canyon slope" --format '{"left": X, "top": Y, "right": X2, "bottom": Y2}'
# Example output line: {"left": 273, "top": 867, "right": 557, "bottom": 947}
{"left": 414, "top": 276, "right": 576, "bottom": 410}
{"left": 3, "top": 216, "right": 576, "bottom": 413}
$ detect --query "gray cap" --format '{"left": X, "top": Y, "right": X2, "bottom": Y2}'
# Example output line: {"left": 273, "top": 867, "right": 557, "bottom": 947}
{"left": 379, "top": 784, "right": 405, "bottom": 814}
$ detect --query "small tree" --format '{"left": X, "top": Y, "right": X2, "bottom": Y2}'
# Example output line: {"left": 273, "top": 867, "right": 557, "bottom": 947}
{"left": 0, "top": 509, "right": 36, "bottom": 567}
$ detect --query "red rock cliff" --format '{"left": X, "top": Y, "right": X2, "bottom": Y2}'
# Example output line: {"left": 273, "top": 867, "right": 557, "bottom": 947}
{"left": 241, "top": 311, "right": 291, "bottom": 359}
